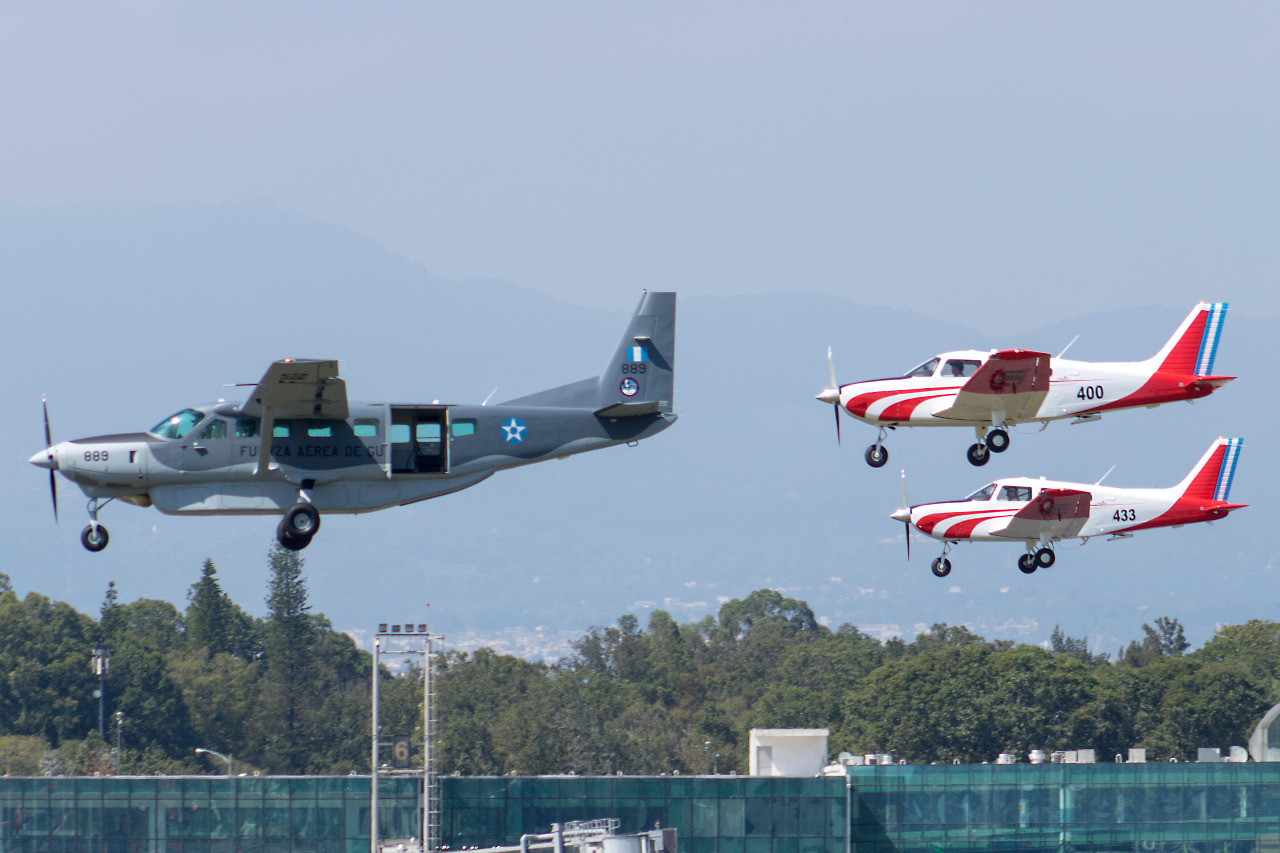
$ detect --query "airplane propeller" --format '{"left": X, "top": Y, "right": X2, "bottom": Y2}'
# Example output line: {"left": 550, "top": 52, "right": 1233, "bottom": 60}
{"left": 41, "top": 397, "right": 58, "bottom": 522}
{"left": 890, "top": 469, "right": 911, "bottom": 560}
{"left": 816, "top": 347, "right": 841, "bottom": 444}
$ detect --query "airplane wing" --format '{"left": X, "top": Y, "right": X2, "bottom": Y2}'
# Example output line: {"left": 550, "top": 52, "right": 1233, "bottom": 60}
{"left": 992, "top": 488, "right": 1092, "bottom": 541}
{"left": 240, "top": 359, "right": 348, "bottom": 476}
{"left": 240, "top": 359, "right": 349, "bottom": 421}
{"left": 933, "top": 350, "right": 1051, "bottom": 423}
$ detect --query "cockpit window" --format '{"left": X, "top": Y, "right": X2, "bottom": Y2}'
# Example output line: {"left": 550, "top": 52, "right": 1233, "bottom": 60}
{"left": 999, "top": 486, "right": 1031, "bottom": 502}
{"left": 943, "top": 359, "right": 981, "bottom": 377}
{"left": 905, "top": 358, "right": 940, "bottom": 378}
{"left": 150, "top": 409, "right": 204, "bottom": 439}
{"left": 965, "top": 483, "right": 997, "bottom": 501}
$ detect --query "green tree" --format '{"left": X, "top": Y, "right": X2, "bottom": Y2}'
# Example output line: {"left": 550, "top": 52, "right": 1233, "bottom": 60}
{"left": 255, "top": 544, "right": 314, "bottom": 772}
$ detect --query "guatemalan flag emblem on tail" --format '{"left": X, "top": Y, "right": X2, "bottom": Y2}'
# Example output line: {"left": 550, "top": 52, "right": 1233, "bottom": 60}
{"left": 1195, "top": 302, "right": 1228, "bottom": 376}
{"left": 1213, "top": 437, "right": 1243, "bottom": 503}
{"left": 627, "top": 346, "right": 649, "bottom": 363}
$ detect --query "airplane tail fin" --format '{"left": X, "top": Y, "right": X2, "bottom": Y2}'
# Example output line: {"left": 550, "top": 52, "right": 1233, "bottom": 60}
{"left": 593, "top": 291, "right": 676, "bottom": 417}
{"left": 1174, "top": 437, "right": 1244, "bottom": 503}
{"left": 500, "top": 292, "right": 676, "bottom": 415}
{"left": 1148, "top": 302, "right": 1229, "bottom": 376}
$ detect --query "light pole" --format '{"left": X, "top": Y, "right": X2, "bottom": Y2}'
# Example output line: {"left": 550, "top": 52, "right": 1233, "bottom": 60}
{"left": 91, "top": 642, "right": 109, "bottom": 739}
{"left": 195, "top": 748, "right": 234, "bottom": 776}
{"left": 114, "top": 711, "right": 124, "bottom": 775}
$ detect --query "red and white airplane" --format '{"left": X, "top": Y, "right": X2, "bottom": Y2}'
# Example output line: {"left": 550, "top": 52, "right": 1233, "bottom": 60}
{"left": 891, "top": 437, "right": 1245, "bottom": 577}
{"left": 818, "top": 302, "right": 1232, "bottom": 467}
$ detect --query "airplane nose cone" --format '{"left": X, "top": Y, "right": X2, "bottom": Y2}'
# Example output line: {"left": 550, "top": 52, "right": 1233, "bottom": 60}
{"left": 816, "top": 388, "right": 840, "bottom": 405}
{"left": 29, "top": 448, "right": 56, "bottom": 470}
{"left": 890, "top": 507, "right": 911, "bottom": 524}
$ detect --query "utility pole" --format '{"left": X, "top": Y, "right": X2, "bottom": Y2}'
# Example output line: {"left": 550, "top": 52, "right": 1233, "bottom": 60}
{"left": 114, "top": 711, "right": 124, "bottom": 774}
{"left": 91, "top": 642, "right": 109, "bottom": 739}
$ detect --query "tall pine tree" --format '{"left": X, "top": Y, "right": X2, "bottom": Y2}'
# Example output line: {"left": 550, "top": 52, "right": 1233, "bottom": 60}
{"left": 187, "top": 559, "right": 234, "bottom": 655}
{"left": 256, "top": 544, "right": 314, "bottom": 772}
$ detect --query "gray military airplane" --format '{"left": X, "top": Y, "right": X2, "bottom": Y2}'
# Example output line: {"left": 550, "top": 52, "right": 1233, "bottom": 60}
{"left": 31, "top": 292, "right": 677, "bottom": 552}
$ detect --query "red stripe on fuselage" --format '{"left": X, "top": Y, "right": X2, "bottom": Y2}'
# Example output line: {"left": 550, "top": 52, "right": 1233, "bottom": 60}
{"left": 1115, "top": 498, "right": 1245, "bottom": 534}
{"left": 1078, "top": 372, "right": 1225, "bottom": 415}
{"left": 916, "top": 508, "right": 1016, "bottom": 537}
{"left": 879, "top": 393, "right": 955, "bottom": 422}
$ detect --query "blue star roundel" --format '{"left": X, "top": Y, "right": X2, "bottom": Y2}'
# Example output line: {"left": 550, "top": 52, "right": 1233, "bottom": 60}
{"left": 501, "top": 417, "right": 527, "bottom": 444}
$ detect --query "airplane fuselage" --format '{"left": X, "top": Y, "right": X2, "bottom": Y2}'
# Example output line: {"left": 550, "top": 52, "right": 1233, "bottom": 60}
{"left": 908, "top": 476, "right": 1238, "bottom": 546}
{"left": 44, "top": 401, "right": 676, "bottom": 516}
{"left": 841, "top": 352, "right": 1223, "bottom": 429}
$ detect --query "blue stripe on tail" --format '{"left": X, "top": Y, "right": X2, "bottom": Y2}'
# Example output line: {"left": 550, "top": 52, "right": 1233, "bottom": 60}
{"left": 1214, "top": 437, "right": 1243, "bottom": 502}
{"left": 1194, "top": 302, "right": 1228, "bottom": 376}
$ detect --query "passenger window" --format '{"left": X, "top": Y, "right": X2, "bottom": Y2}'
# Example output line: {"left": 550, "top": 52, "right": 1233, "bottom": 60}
{"left": 391, "top": 424, "right": 410, "bottom": 443}
{"left": 273, "top": 421, "right": 291, "bottom": 438}
{"left": 307, "top": 424, "right": 333, "bottom": 438}
{"left": 416, "top": 423, "right": 441, "bottom": 444}
{"left": 196, "top": 419, "right": 227, "bottom": 440}
{"left": 235, "top": 419, "right": 259, "bottom": 438}
{"left": 944, "top": 359, "right": 981, "bottom": 377}
{"left": 451, "top": 419, "right": 476, "bottom": 437}
{"left": 354, "top": 418, "right": 380, "bottom": 438}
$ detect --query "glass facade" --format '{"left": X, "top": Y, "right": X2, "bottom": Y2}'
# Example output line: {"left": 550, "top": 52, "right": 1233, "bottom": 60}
{"left": 0, "top": 765, "right": 1278, "bottom": 851}
{"left": 0, "top": 775, "right": 420, "bottom": 853}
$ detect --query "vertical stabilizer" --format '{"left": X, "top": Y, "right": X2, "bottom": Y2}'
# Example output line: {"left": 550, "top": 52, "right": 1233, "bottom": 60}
{"left": 594, "top": 291, "right": 677, "bottom": 416}
{"left": 1151, "top": 302, "right": 1229, "bottom": 376}
{"left": 1175, "top": 437, "right": 1244, "bottom": 501}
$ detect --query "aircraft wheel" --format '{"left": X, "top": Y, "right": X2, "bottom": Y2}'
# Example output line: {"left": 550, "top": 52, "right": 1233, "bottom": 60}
{"left": 276, "top": 519, "right": 312, "bottom": 552}
{"left": 966, "top": 443, "right": 990, "bottom": 466}
{"left": 80, "top": 524, "right": 109, "bottom": 552}
{"left": 986, "top": 428, "right": 1010, "bottom": 453}
{"left": 865, "top": 444, "right": 889, "bottom": 468}
{"left": 282, "top": 503, "right": 321, "bottom": 538}
{"left": 1035, "top": 547, "right": 1056, "bottom": 568}
{"left": 1018, "top": 553, "right": 1037, "bottom": 574}
{"left": 931, "top": 557, "right": 952, "bottom": 578}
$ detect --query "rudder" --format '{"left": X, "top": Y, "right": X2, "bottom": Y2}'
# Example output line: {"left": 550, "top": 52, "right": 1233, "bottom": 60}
{"left": 1152, "top": 302, "right": 1228, "bottom": 375}
{"left": 1177, "top": 437, "right": 1244, "bottom": 502}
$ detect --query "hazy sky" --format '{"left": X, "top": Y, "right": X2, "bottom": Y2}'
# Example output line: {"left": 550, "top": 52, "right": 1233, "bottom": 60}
{"left": 3, "top": 3, "right": 1278, "bottom": 331}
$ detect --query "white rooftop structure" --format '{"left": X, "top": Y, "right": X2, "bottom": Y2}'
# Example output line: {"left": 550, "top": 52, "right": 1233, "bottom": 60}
{"left": 748, "top": 729, "right": 829, "bottom": 777}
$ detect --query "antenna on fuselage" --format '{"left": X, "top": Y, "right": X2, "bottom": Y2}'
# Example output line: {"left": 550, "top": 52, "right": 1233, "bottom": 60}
{"left": 1094, "top": 465, "right": 1115, "bottom": 486}
{"left": 481, "top": 388, "right": 498, "bottom": 406}
{"left": 1056, "top": 335, "right": 1080, "bottom": 359}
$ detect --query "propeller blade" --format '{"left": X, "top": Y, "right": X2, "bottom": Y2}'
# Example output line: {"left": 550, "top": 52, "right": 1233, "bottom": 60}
{"left": 900, "top": 470, "right": 910, "bottom": 561}
{"left": 42, "top": 396, "right": 57, "bottom": 523}
{"left": 826, "top": 347, "right": 841, "bottom": 445}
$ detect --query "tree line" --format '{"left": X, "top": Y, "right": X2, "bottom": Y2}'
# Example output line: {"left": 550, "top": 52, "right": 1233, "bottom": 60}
{"left": 1, "top": 557, "right": 1276, "bottom": 776}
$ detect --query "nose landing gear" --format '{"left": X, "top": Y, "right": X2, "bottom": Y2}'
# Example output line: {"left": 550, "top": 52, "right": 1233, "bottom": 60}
{"left": 79, "top": 498, "right": 114, "bottom": 552}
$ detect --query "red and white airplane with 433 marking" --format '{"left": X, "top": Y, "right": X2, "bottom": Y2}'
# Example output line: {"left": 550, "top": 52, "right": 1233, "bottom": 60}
{"left": 818, "top": 302, "right": 1232, "bottom": 467}
{"left": 892, "top": 437, "right": 1245, "bottom": 578}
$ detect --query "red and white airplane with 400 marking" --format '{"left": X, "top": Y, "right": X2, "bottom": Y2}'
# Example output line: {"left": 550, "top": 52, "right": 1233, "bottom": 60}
{"left": 818, "top": 302, "right": 1232, "bottom": 467}
{"left": 892, "top": 437, "right": 1245, "bottom": 578}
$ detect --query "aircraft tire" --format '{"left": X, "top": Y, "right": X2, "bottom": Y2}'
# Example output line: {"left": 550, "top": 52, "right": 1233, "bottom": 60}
{"left": 1035, "top": 547, "right": 1055, "bottom": 568}
{"left": 986, "top": 428, "right": 1010, "bottom": 453}
{"left": 80, "top": 524, "right": 109, "bottom": 552}
{"left": 865, "top": 444, "right": 889, "bottom": 468}
{"left": 276, "top": 519, "right": 312, "bottom": 552}
{"left": 283, "top": 503, "right": 321, "bottom": 538}
{"left": 966, "top": 443, "right": 990, "bottom": 466}
{"left": 930, "top": 557, "right": 951, "bottom": 578}
{"left": 1018, "top": 553, "right": 1037, "bottom": 574}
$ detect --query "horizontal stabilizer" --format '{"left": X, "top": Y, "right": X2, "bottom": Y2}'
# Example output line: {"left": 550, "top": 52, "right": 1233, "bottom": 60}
{"left": 595, "top": 401, "right": 662, "bottom": 418}
{"left": 934, "top": 350, "right": 1051, "bottom": 423}
{"left": 994, "top": 488, "right": 1091, "bottom": 540}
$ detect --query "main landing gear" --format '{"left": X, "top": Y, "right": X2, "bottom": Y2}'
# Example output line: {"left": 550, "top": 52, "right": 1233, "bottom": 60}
{"left": 79, "top": 497, "right": 113, "bottom": 552}
{"left": 966, "top": 426, "right": 1011, "bottom": 467}
{"left": 276, "top": 502, "right": 321, "bottom": 551}
{"left": 1018, "top": 546, "right": 1055, "bottom": 574}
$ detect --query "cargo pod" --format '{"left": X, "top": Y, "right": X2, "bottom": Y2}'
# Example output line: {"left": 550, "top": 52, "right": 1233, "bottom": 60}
{"left": 390, "top": 407, "right": 449, "bottom": 475}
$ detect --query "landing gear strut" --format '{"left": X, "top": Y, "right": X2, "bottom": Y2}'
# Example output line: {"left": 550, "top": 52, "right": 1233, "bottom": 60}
{"left": 931, "top": 542, "right": 954, "bottom": 578}
{"left": 80, "top": 497, "right": 113, "bottom": 552}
